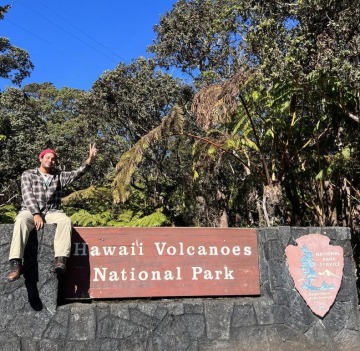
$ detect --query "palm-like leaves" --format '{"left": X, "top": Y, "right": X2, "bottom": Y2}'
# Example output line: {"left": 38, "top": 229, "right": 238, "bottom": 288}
{"left": 112, "top": 105, "right": 184, "bottom": 203}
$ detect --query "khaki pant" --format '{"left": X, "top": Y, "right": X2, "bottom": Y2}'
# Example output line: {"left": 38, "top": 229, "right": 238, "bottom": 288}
{"left": 9, "top": 210, "right": 72, "bottom": 260}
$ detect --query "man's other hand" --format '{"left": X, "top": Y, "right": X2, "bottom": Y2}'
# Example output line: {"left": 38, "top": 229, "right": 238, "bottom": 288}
{"left": 33, "top": 214, "right": 44, "bottom": 230}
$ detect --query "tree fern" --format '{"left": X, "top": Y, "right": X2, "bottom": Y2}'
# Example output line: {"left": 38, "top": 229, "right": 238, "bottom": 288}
{"left": 62, "top": 185, "right": 112, "bottom": 205}
{"left": 70, "top": 208, "right": 168, "bottom": 227}
{"left": 112, "top": 105, "right": 184, "bottom": 203}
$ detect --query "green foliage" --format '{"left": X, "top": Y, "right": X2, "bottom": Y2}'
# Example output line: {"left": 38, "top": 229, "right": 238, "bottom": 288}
{"left": 148, "top": 0, "right": 248, "bottom": 85}
{"left": 0, "top": 204, "right": 17, "bottom": 223}
{"left": 0, "top": 6, "right": 34, "bottom": 85}
{"left": 70, "top": 208, "right": 168, "bottom": 227}
{"left": 70, "top": 210, "right": 112, "bottom": 227}
{"left": 62, "top": 186, "right": 112, "bottom": 210}
{"left": 1, "top": 0, "right": 359, "bottom": 232}
{"left": 88, "top": 58, "right": 188, "bottom": 143}
{"left": 112, "top": 105, "right": 185, "bottom": 203}
{"left": 0, "top": 88, "right": 47, "bottom": 180}
{"left": 0, "top": 83, "right": 100, "bottom": 205}
{"left": 115, "top": 209, "right": 168, "bottom": 227}
{"left": 145, "top": 0, "right": 360, "bottom": 228}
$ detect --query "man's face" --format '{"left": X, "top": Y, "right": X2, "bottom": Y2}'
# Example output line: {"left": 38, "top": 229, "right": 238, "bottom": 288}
{"left": 39, "top": 152, "right": 57, "bottom": 171}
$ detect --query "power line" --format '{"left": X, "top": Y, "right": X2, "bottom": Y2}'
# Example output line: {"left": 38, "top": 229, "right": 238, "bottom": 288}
{"left": 14, "top": 0, "right": 120, "bottom": 64}
{"left": 36, "top": 0, "right": 126, "bottom": 62}
{"left": 4, "top": 17, "right": 111, "bottom": 70}
{"left": 4, "top": 18, "right": 55, "bottom": 47}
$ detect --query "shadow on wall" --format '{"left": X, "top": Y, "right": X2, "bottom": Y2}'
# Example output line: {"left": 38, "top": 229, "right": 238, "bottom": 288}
{"left": 23, "top": 229, "right": 43, "bottom": 311}
{"left": 58, "top": 229, "right": 91, "bottom": 303}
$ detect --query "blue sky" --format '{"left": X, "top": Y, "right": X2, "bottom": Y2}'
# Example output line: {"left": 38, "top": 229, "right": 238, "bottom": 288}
{"left": 1, "top": 0, "right": 178, "bottom": 91}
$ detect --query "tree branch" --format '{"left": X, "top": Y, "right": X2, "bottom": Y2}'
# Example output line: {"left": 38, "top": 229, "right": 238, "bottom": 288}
{"left": 238, "top": 95, "right": 271, "bottom": 185}
{"left": 181, "top": 132, "right": 252, "bottom": 171}
{"left": 348, "top": 112, "right": 359, "bottom": 124}
{"left": 0, "top": 194, "right": 18, "bottom": 208}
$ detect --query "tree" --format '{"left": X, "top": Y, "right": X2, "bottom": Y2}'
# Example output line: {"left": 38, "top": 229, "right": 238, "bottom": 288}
{"left": 118, "top": 0, "right": 360, "bottom": 229}
{"left": 62, "top": 58, "right": 195, "bottom": 226}
{"left": 0, "top": 86, "right": 46, "bottom": 212}
{"left": 87, "top": 57, "right": 190, "bottom": 142}
{"left": 0, "top": 5, "right": 34, "bottom": 86}
{"left": 0, "top": 83, "right": 98, "bottom": 212}
{"left": 148, "top": 0, "right": 246, "bottom": 86}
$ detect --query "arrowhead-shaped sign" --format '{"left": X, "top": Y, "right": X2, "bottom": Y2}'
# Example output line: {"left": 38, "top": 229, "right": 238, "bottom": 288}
{"left": 285, "top": 234, "right": 344, "bottom": 317}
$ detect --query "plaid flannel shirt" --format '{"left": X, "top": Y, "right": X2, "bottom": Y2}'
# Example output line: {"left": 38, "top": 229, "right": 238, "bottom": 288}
{"left": 20, "top": 162, "right": 90, "bottom": 215}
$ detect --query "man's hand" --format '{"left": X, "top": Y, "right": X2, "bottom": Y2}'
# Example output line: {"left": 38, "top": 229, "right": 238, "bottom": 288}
{"left": 33, "top": 214, "right": 44, "bottom": 230}
{"left": 86, "top": 143, "right": 97, "bottom": 165}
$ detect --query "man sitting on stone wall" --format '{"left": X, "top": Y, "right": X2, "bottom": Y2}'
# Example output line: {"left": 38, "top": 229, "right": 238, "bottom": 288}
{"left": 7, "top": 144, "right": 97, "bottom": 281}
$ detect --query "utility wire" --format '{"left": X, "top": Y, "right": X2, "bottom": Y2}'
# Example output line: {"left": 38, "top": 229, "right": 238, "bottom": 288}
{"left": 4, "top": 18, "right": 55, "bottom": 47}
{"left": 4, "top": 17, "right": 108, "bottom": 68}
{"left": 14, "top": 0, "right": 119, "bottom": 64}
{"left": 36, "top": 0, "right": 126, "bottom": 62}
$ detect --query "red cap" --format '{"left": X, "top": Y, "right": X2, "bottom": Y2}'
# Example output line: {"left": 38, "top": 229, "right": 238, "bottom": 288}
{"left": 39, "top": 148, "right": 57, "bottom": 159}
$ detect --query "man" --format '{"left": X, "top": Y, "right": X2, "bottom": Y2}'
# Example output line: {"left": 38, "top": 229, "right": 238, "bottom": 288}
{"left": 7, "top": 143, "right": 97, "bottom": 281}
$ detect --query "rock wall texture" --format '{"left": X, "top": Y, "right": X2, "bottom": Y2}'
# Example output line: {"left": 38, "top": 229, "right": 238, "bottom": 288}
{"left": 0, "top": 225, "right": 359, "bottom": 351}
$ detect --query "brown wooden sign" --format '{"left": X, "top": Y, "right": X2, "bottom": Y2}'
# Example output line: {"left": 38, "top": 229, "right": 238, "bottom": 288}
{"left": 63, "top": 227, "right": 260, "bottom": 299}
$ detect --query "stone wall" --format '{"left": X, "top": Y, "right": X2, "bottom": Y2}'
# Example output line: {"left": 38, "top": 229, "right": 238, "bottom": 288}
{"left": 0, "top": 225, "right": 359, "bottom": 351}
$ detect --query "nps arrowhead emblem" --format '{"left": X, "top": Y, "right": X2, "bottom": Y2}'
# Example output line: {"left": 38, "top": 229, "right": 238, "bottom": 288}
{"left": 285, "top": 234, "right": 344, "bottom": 317}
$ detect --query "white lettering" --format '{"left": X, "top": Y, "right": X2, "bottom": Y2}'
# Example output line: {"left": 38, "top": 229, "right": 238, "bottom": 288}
{"left": 319, "top": 262, "right": 340, "bottom": 267}
{"left": 198, "top": 246, "right": 207, "bottom": 255}
{"left": 118, "top": 246, "right": 129, "bottom": 255}
{"left": 92, "top": 267, "right": 183, "bottom": 282}
{"left": 120, "top": 268, "right": 127, "bottom": 280}
{"left": 130, "top": 268, "right": 136, "bottom": 281}
{"left": 215, "top": 270, "right": 223, "bottom": 279}
{"left": 244, "top": 246, "right": 252, "bottom": 255}
{"left": 167, "top": 246, "right": 176, "bottom": 255}
{"left": 138, "top": 271, "right": 148, "bottom": 281}
{"left": 154, "top": 242, "right": 254, "bottom": 257}
{"left": 191, "top": 266, "right": 235, "bottom": 280}
{"left": 130, "top": 241, "right": 144, "bottom": 255}
{"left": 90, "top": 246, "right": 100, "bottom": 256}
{"left": 93, "top": 267, "right": 107, "bottom": 281}
{"left": 154, "top": 242, "right": 166, "bottom": 255}
{"left": 187, "top": 246, "right": 195, "bottom": 255}
{"left": 176, "top": 266, "right": 181, "bottom": 280}
{"left": 109, "top": 271, "right": 119, "bottom": 281}
{"left": 163, "top": 270, "right": 174, "bottom": 280}
{"left": 316, "top": 251, "right": 340, "bottom": 256}
{"left": 103, "top": 246, "right": 116, "bottom": 255}
{"left": 224, "top": 266, "right": 234, "bottom": 279}
{"left": 220, "top": 246, "right": 230, "bottom": 255}
{"left": 152, "top": 270, "right": 161, "bottom": 280}
{"left": 208, "top": 246, "right": 218, "bottom": 255}
{"left": 137, "top": 242, "right": 144, "bottom": 255}
{"left": 232, "top": 246, "right": 241, "bottom": 255}
{"left": 192, "top": 267, "right": 202, "bottom": 280}
{"left": 203, "top": 270, "right": 213, "bottom": 280}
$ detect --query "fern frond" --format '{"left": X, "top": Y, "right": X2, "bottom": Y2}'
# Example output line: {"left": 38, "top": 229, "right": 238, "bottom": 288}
{"left": 232, "top": 112, "right": 251, "bottom": 137}
{"left": 126, "top": 209, "right": 168, "bottom": 227}
{"left": 112, "top": 105, "right": 184, "bottom": 203}
{"left": 191, "top": 70, "right": 252, "bottom": 131}
{"left": 62, "top": 186, "right": 112, "bottom": 205}
{"left": 70, "top": 207, "right": 167, "bottom": 228}
{"left": 71, "top": 209, "right": 113, "bottom": 227}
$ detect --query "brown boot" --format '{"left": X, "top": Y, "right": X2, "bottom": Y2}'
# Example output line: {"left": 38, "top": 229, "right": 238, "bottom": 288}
{"left": 7, "top": 259, "right": 23, "bottom": 282}
{"left": 54, "top": 256, "right": 67, "bottom": 274}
